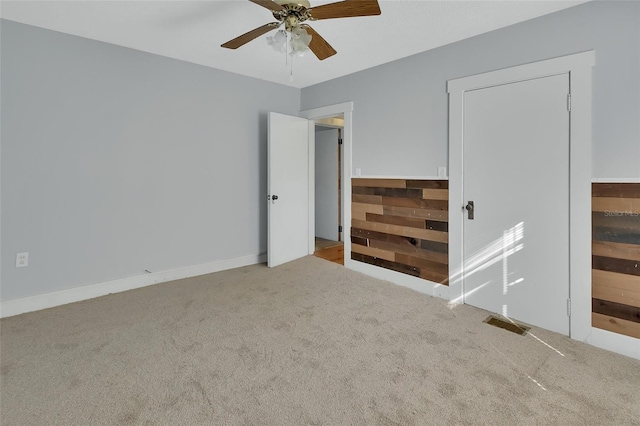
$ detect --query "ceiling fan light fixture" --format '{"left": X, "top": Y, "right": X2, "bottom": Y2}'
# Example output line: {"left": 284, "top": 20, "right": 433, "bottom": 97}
{"left": 266, "top": 29, "right": 288, "bottom": 53}
{"left": 222, "top": 0, "right": 381, "bottom": 61}
{"left": 290, "top": 26, "right": 312, "bottom": 52}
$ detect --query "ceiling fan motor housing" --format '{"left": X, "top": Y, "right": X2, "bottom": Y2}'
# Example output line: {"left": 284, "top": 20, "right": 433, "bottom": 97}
{"left": 273, "top": 2, "right": 314, "bottom": 31}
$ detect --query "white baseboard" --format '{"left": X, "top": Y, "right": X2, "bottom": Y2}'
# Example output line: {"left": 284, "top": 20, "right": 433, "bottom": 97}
{"left": 584, "top": 328, "right": 640, "bottom": 360}
{"left": 0, "top": 253, "right": 267, "bottom": 318}
{"left": 346, "top": 260, "right": 640, "bottom": 360}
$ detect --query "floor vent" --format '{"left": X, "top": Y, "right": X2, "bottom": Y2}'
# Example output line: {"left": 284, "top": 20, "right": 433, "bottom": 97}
{"left": 483, "top": 315, "right": 530, "bottom": 336}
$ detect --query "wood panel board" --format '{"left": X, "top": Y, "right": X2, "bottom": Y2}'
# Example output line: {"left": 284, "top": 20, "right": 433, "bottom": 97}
{"left": 353, "top": 186, "right": 424, "bottom": 198}
{"left": 352, "top": 194, "right": 383, "bottom": 204}
{"left": 592, "top": 298, "right": 640, "bottom": 324}
{"left": 351, "top": 244, "right": 396, "bottom": 262}
{"left": 592, "top": 197, "right": 640, "bottom": 213}
{"left": 592, "top": 268, "right": 640, "bottom": 293}
{"left": 383, "top": 206, "right": 448, "bottom": 221}
{"left": 592, "top": 183, "right": 640, "bottom": 198}
{"left": 592, "top": 312, "right": 640, "bottom": 339}
{"left": 351, "top": 252, "right": 420, "bottom": 277}
{"left": 381, "top": 196, "right": 448, "bottom": 210}
{"left": 351, "top": 227, "right": 421, "bottom": 247}
{"left": 406, "top": 180, "right": 449, "bottom": 189}
{"left": 592, "top": 241, "right": 640, "bottom": 262}
{"left": 369, "top": 239, "right": 448, "bottom": 264}
{"left": 352, "top": 178, "right": 407, "bottom": 188}
{"left": 352, "top": 219, "right": 448, "bottom": 243}
{"left": 591, "top": 282, "right": 640, "bottom": 308}
{"left": 422, "top": 189, "right": 448, "bottom": 200}
{"left": 592, "top": 255, "right": 640, "bottom": 276}
{"left": 366, "top": 213, "right": 426, "bottom": 229}
{"left": 395, "top": 253, "right": 448, "bottom": 275}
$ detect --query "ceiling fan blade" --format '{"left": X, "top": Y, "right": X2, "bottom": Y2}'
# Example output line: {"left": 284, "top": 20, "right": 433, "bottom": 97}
{"left": 249, "top": 0, "right": 285, "bottom": 12}
{"left": 302, "top": 25, "right": 337, "bottom": 60}
{"left": 309, "top": 0, "right": 381, "bottom": 20}
{"left": 221, "top": 23, "right": 280, "bottom": 49}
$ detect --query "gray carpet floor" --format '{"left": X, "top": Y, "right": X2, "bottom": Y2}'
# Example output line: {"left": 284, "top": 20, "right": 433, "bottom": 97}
{"left": 1, "top": 256, "right": 639, "bottom": 425}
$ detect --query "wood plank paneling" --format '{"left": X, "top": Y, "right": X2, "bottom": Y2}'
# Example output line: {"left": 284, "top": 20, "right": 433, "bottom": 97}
{"left": 593, "top": 183, "right": 640, "bottom": 198}
{"left": 368, "top": 239, "right": 448, "bottom": 264}
{"left": 351, "top": 253, "right": 420, "bottom": 277}
{"left": 592, "top": 255, "right": 640, "bottom": 276}
{"left": 352, "top": 194, "right": 383, "bottom": 204}
{"left": 352, "top": 219, "right": 448, "bottom": 243}
{"left": 353, "top": 186, "right": 422, "bottom": 198}
{"left": 406, "top": 180, "right": 449, "bottom": 189}
{"left": 592, "top": 183, "right": 640, "bottom": 339}
{"left": 592, "top": 313, "right": 640, "bottom": 339}
{"left": 422, "top": 189, "right": 448, "bottom": 200}
{"left": 366, "top": 213, "right": 426, "bottom": 229}
{"left": 592, "top": 269, "right": 640, "bottom": 292}
{"left": 592, "top": 241, "right": 640, "bottom": 262}
{"left": 592, "top": 197, "right": 640, "bottom": 213}
{"left": 381, "top": 196, "right": 448, "bottom": 210}
{"left": 382, "top": 206, "right": 448, "bottom": 221}
{"left": 352, "top": 179, "right": 449, "bottom": 285}
{"left": 351, "top": 178, "right": 407, "bottom": 188}
{"left": 592, "top": 282, "right": 640, "bottom": 308}
{"left": 351, "top": 244, "right": 396, "bottom": 262}
{"left": 592, "top": 298, "right": 640, "bottom": 324}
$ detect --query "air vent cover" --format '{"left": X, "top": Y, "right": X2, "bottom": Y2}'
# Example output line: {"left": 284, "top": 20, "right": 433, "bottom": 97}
{"left": 483, "top": 315, "right": 530, "bottom": 336}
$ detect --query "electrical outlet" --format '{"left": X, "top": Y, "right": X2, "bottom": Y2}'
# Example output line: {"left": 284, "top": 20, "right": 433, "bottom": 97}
{"left": 16, "top": 252, "right": 29, "bottom": 268}
{"left": 355, "top": 168, "right": 362, "bottom": 177}
{"left": 438, "top": 167, "right": 447, "bottom": 178}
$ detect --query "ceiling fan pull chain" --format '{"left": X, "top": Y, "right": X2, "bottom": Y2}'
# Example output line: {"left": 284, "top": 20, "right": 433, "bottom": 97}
{"left": 290, "top": 55, "right": 294, "bottom": 82}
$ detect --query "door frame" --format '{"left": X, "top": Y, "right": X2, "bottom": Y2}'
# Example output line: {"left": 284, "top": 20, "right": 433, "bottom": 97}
{"left": 300, "top": 102, "right": 354, "bottom": 263}
{"left": 447, "top": 51, "right": 595, "bottom": 340}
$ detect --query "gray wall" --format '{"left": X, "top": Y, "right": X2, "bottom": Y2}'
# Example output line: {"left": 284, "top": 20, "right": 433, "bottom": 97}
{"left": 301, "top": 1, "right": 640, "bottom": 179}
{"left": 1, "top": 20, "right": 300, "bottom": 301}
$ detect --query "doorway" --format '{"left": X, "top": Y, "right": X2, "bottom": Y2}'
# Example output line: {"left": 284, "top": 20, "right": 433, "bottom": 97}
{"left": 314, "top": 115, "right": 344, "bottom": 265}
{"left": 462, "top": 74, "right": 570, "bottom": 335}
{"left": 448, "top": 51, "right": 595, "bottom": 340}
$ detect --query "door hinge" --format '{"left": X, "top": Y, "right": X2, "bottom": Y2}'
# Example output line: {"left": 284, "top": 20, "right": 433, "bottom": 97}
{"left": 567, "top": 93, "right": 572, "bottom": 112}
{"left": 338, "top": 138, "right": 343, "bottom": 145}
{"left": 567, "top": 298, "right": 571, "bottom": 317}
{"left": 338, "top": 225, "right": 343, "bottom": 232}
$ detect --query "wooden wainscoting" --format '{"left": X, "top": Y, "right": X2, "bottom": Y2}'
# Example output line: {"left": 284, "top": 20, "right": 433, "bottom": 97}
{"left": 592, "top": 183, "right": 640, "bottom": 339}
{"left": 351, "top": 178, "right": 449, "bottom": 284}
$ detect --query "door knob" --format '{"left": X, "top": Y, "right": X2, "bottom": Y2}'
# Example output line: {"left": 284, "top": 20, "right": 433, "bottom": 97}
{"left": 465, "top": 201, "right": 474, "bottom": 220}
{"left": 272, "top": 195, "right": 279, "bottom": 201}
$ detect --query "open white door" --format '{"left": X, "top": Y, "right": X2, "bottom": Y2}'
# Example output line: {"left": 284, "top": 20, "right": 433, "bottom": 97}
{"left": 268, "top": 112, "right": 313, "bottom": 267}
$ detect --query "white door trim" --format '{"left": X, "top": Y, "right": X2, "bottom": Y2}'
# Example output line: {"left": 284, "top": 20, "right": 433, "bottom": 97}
{"left": 447, "top": 51, "right": 595, "bottom": 341}
{"left": 300, "top": 102, "right": 354, "bottom": 262}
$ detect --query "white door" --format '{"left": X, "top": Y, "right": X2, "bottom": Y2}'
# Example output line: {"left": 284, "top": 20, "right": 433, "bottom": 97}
{"left": 463, "top": 74, "right": 570, "bottom": 335}
{"left": 268, "top": 112, "right": 312, "bottom": 267}
{"left": 315, "top": 127, "right": 339, "bottom": 241}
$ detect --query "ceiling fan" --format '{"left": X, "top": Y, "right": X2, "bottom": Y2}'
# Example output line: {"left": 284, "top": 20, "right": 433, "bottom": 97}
{"left": 221, "top": 0, "right": 381, "bottom": 60}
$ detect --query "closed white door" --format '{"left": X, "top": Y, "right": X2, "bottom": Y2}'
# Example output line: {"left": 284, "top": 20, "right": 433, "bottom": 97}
{"left": 268, "top": 112, "right": 312, "bottom": 267}
{"left": 463, "top": 74, "right": 570, "bottom": 335}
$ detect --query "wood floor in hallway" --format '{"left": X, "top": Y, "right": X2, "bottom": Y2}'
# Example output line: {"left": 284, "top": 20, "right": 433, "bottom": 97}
{"left": 314, "top": 238, "right": 344, "bottom": 265}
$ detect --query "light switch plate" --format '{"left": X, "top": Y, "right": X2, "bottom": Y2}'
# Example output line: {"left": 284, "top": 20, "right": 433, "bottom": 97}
{"left": 16, "top": 252, "right": 29, "bottom": 268}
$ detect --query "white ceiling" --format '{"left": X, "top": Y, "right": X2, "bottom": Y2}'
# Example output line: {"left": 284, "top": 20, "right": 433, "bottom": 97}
{"left": 0, "top": 0, "right": 588, "bottom": 88}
